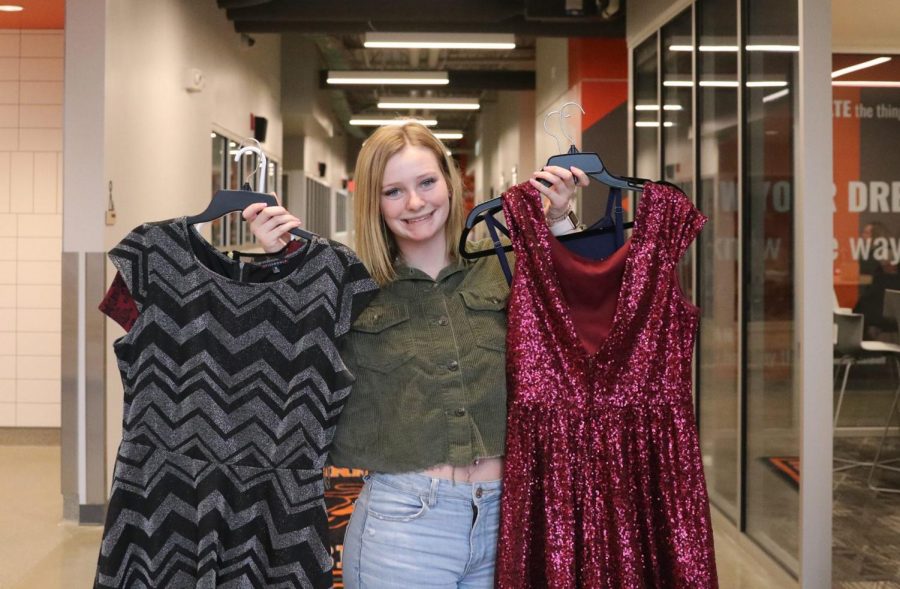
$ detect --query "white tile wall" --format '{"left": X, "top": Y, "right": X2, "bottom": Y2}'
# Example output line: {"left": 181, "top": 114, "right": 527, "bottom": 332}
{"left": 0, "top": 236, "right": 15, "bottom": 260}
{"left": 0, "top": 355, "right": 15, "bottom": 377}
{"left": 0, "top": 380, "right": 14, "bottom": 403}
{"left": 20, "top": 35, "right": 62, "bottom": 58}
{"left": 20, "top": 104, "right": 62, "bottom": 128}
{"left": 0, "top": 82, "right": 17, "bottom": 104}
{"left": 19, "top": 81, "right": 62, "bottom": 104}
{"left": 17, "top": 403, "right": 60, "bottom": 427}
{"left": 0, "top": 265, "right": 16, "bottom": 286}
{"left": 0, "top": 104, "right": 16, "bottom": 126}
{"left": 18, "top": 355, "right": 60, "bottom": 379}
{"left": 16, "top": 261, "right": 60, "bottom": 285}
{"left": 0, "top": 30, "right": 62, "bottom": 427}
{"left": 0, "top": 285, "right": 14, "bottom": 307}
{"left": 0, "top": 332, "right": 13, "bottom": 355}
{"left": 0, "top": 34, "right": 19, "bottom": 58}
{"left": 0, "top": 58, "right": 18, "bottom": 81}
{"left": 0, "top": 402, "right": 14, "bottom": 426}
{"left": 0, "top": 128, "right": 16, "bottom": 151}
{"left": 18, "top": 379, "right": 60, "bottom": 403}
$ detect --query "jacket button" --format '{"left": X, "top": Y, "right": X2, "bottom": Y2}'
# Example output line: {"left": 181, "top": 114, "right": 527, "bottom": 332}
{"left": 454, "top": 407, "right": 466, "bottom": 417}
{"left": 447, "top": 360, "right": 459, "bottom": 371}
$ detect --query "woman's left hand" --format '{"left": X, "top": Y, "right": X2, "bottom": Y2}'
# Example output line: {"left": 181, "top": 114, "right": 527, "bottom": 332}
{"left": 528, "top": 165, "right": 589, "bottom": 219}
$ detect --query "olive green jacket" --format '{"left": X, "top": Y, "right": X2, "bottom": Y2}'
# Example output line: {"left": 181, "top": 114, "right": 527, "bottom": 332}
{"left": 329, "top": 242, "right": 512, "bottom": 472}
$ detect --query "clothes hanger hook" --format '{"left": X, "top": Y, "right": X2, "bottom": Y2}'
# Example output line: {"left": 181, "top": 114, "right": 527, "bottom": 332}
{"left": 542, "top": 110, "right": 563, "bottom": 154}
{"left": 233, "top": 139, "right": 268, "bottom": 193}
{"left": 558, "top": 102, "right": 585, "bottom": 148}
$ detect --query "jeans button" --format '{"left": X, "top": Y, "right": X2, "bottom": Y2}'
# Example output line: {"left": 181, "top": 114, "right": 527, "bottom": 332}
{"left": 438, "top": 316, "right": 449, "bottom": 326}
{"left": 475, "top": 487, "right": 483, "bottom": 499}
{"left": 454, "top": 407, "right": 466, "bottom": 417}
{"left": 447, "top": 359, "right": 459, "bottom": 371}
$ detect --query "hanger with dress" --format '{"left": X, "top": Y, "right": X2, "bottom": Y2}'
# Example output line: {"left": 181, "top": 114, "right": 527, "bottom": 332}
{"left": 187, "top": 141, "right": 317, "bottom": 241}
{"left": 458, "top": 102, "right": 647, "bottom": 265}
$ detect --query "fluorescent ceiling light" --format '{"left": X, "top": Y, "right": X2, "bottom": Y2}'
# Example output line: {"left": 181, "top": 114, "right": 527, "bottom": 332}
{"left": 365, "top": 32, "right": 515, "bottom": 50}
{"left": 634, "top": 104, "right": 683, "bottom": 111}
{"left": 832, "top": 80, "right": 900, "bottom": 88}
{"left": 762, "top": 88, "right": 790, "bottom": 103}
{"left": 433, "top": 130, "right": 464, "bottom": 140}
{"left": 746, "top": 45, "right": 800, "bottom": 52}
{"left": 635, "top": 121, "right": 675, "bottom": 128}
{"left": 377, "top": 97, "right": 480, "bottom": 110}
{"left": 831, "top": 56, "right": 892, "bottom": 79}
{"left": 670, "top": 45, "right": 738, "bottom": 52}
{"left": 746, "top": 80, "right": 789, "bottom": 87}
{"left": 327, "top": 71, "right": 449, "bottom": 85}
{"left": 0, "top": 5, "right": 24, "bottom": 11}
{"left": 671, "top": 44, "right": 797, "bottom": 52}
{"left": 665, "top": 80, "right": 788, "bottom": 88}
{"left": 349, "top": 116, "right": 438, "bottom": 126}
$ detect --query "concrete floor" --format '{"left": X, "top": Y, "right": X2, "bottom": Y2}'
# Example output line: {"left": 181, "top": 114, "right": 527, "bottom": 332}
{"left": 0, "top": 445, "right": 102, "bottom": 589}
{"left": 0, "top": 444, "right": 798, "bottom": 589}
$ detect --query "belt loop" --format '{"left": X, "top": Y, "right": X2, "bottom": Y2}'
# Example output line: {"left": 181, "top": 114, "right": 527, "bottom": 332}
{"left": 426, "top": 477, "right": 439, "bottom": 507}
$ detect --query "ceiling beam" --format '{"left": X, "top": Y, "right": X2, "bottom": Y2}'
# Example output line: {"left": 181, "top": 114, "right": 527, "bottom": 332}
{"left": 236, "top": 18, "right": 623, "bottom": 37}
{"left": 217, "top": 0, "right": 276, "bottom": 8}
{"left": 226, "top": 0, "right": 521, "bottom": 22}
{"left": 224, "top": 0, "right": 624, "bottom": 37}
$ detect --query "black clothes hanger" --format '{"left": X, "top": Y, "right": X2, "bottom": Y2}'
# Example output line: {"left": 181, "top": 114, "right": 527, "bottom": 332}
{"left": 458, "top": 104, "right": 647, "bottom": 262}
{"left": 187, "top": 143, "right": 316, "bottom": 241}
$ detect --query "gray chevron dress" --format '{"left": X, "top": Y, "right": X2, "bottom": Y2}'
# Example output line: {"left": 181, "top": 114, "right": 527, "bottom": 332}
{"left": 95, "top": 218, "right": 378, "bottom": 588}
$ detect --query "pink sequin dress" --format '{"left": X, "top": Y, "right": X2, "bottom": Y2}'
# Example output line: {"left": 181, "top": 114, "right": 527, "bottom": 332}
{"left": 497, "top": 181, "right": 717, "bottom": 588}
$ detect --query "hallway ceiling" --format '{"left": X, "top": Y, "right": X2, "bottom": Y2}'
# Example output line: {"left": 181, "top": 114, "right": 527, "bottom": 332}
{"left": 216, "top": 0, "right": 626, "bottom": 145}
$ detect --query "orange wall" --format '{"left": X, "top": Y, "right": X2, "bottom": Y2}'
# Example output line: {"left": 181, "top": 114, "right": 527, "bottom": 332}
{"left": 568, "top": 37, "right": 628, "bottom": 130}
{"left": 0, "top": 1, "right": 65, "bottom": 29}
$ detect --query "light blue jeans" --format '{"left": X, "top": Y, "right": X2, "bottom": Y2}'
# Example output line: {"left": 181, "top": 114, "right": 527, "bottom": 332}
{"left": 342, "top": 472, "right": 502, "bottom": 588}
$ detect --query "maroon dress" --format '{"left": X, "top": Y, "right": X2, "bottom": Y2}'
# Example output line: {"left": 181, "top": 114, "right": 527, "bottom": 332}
{"left": 497, "top": 181, "right": 717, "bottom": 588}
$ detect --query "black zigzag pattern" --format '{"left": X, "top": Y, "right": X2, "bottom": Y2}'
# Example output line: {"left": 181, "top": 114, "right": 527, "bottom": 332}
{"left": 96, "top": 218, "right": 378, "bottom": 589}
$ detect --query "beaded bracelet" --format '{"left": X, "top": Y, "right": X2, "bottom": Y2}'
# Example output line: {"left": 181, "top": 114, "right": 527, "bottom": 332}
{"left": 545, "top": 201, "right": 573, "bottom": 224}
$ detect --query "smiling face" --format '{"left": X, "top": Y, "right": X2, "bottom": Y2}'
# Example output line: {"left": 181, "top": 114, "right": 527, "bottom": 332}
{"left": 379, "top": 143, "right": 452, "bottom": 254}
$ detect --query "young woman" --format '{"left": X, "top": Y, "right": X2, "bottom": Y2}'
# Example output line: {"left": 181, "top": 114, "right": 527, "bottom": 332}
{"left": 243, "top": 122, "right": 587, "bottom": 588}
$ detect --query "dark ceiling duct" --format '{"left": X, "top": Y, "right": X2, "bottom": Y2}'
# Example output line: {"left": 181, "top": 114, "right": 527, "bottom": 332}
{"left": 221, "top": 0, "right": 624, "bottom": 36}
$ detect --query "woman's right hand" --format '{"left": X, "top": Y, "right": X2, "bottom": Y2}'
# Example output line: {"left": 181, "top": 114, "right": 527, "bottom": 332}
{"left": 242, "top": 201, "right": 304, "bottom": 253}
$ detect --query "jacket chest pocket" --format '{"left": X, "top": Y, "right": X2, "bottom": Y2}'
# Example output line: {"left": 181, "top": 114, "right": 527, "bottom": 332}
{"left": 460, "top": 289, "right": 507, "bottom": 353}
{"left": 350, "top": 304, "right": 415, "bottom": 373}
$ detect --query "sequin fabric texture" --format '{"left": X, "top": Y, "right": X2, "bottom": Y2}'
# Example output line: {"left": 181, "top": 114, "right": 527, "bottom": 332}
{"left": 496, "top": 182, "right": 718, "bottom": 588}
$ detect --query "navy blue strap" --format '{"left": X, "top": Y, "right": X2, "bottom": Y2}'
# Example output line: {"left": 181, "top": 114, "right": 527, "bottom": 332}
{"left": 484, "top": 213, "right": 513, "bottom": 285}
{"left": 609, "top": 188, "right": 625, "bottom": 248}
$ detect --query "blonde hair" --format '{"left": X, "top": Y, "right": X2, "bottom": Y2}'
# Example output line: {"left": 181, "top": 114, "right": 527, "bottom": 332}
{"left": 353, "top": 122, "right": 464, "bottom": 286}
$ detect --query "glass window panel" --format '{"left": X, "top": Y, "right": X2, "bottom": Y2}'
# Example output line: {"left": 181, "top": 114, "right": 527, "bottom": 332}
{"left": 634, "top": 35, "right": 659, "bottom": 185}
{"left": 832, "top": 53, "right": 900, "bottom": 427}
{"left": 744, "top": 0, "right": 799, "bottom": 572}
{"left": 661, "top": 9, "right": 693, "bottom": 193}
{"left": 661, "top": 9, "right": 695, "bottom": 302}
{"left": 831, "top": 51, "right": 900, "bottom": 587}
{"left": 211, "top": 133, "right": 227, "bottom": 247}
{"left": 696, "top": 0, "right": 740, "bottom": 524}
